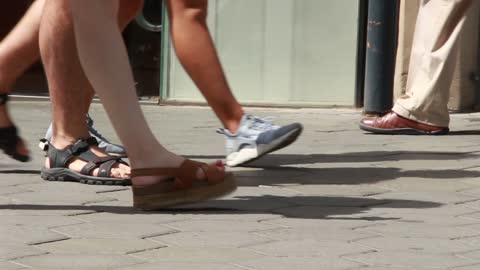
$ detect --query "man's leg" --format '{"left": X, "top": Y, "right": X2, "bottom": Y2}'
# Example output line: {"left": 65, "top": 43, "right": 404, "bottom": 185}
{"left": 68, "top": 0, "right": 233, "bottom": 209}
{"left": 360, "top": 0, "right": 473, "bottom": 135}
{"left": 43, "top": 0, "right": 143, "bottom": 156}
{"left": 0, "top": 0, "right": 45, "bottom": 160}
{"left": 39, "top": 0, "right": 142, "bottom": 181}
{"left": 165, "top": 0, "right": 303, "bottom": 166}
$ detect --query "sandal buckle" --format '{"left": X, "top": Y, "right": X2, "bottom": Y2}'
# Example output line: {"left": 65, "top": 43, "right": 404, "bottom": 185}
{"left": 38, "top": 139, "right": 49, "bottom": 152}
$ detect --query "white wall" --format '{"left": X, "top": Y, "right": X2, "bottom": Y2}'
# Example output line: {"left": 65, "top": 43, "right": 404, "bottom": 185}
{"left": 166, "top": 0, "right": 359, "bottom": 106}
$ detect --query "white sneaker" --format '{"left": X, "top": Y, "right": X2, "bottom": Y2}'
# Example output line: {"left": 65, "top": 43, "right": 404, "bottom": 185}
{"left": 217, "top": 114, "right": 303, "bottom": 167}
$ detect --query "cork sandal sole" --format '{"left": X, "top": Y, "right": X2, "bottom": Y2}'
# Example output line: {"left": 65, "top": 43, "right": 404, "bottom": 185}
{"left": 133, "top": 172, "right": 236, "bottom": 210}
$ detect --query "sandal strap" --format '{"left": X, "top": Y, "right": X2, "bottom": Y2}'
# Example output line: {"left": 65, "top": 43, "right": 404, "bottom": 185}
{"left": 0, "top": 94, "right": 9, "bottom": 105}
{"left": 47, "top": 138, "right": 94, "bottom": 168}
{"left": 80, "top": 157, "right": 120, "bottom": 177}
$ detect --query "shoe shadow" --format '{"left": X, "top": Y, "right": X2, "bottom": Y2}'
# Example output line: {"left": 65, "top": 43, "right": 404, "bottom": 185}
{"left": 0, "top": 195, "right": 442, "bottom": 220}
{"left": 0, "top": 169, "right": 41, "bottom": 175}
{"left": 187, "top": 150, "right": 480, "bottom": 167}
{"left": 448, "top": 130, "right": 480, "bottom": 135}
{"left": 231, "top": 166, "right": 480, "bottom": 187}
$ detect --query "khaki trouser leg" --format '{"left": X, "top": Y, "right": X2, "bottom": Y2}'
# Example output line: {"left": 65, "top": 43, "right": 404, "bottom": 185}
{"left": 392, "top": 0, "right": 472, "bottom": 127}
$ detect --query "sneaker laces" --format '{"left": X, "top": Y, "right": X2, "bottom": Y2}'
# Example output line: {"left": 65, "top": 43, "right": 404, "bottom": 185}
{"left": 248, "top": 115, "right": 277, "bottom": 131}
{"left": 86, "top": 114, "right": 111, "bottom": 144}
{"left": 215, "top": 115, "right": 278, "bottom": 135}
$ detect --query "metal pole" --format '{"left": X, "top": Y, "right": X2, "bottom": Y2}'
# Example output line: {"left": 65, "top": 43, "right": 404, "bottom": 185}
{"left": 363, "top": 0, "right": 398, "bottom": 114}
{"left": 355, "top": 0, "right": 369, "bottom": 108}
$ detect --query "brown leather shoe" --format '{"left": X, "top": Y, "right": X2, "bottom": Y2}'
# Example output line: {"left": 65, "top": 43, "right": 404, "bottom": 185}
{"left": 359, "top": 111, "right": 449, "bottom": 135}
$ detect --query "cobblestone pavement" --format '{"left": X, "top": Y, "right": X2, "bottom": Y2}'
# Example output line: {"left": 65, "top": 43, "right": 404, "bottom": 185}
{"left": 2, "top": 101, "right": 480, "bottom": 269}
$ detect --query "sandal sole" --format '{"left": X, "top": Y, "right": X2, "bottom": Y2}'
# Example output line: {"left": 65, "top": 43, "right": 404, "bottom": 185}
{"left": 41, "top": 167, "right": 131, "bottom": 186}
{"left": 134, "top": 173, "right": 237, "bottom": 210}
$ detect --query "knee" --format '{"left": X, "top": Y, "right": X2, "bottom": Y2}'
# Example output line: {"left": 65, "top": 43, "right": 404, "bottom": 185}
{"left": 118, "top": 0, "right": 144, "bottom": 25}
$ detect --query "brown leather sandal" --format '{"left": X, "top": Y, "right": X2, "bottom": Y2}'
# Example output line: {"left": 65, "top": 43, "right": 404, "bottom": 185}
{"left": 131, "top": 159, "right": 237, "bottom": 210}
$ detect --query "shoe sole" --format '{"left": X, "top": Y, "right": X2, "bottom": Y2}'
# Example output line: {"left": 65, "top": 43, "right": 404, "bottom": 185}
{"left": 226, "top": 126, "right": 303, "bottom": 167}
{"left": 359, "top": 123, "right": 449, "bottom": 135}
{"left": 41, "top": 167, "right": 131, "bottom": 186}
{"left": 133, "top": 173, "right": 237, "bottom": 210}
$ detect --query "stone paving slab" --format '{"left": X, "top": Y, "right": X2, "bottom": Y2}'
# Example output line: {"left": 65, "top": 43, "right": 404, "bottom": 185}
{"left": 131, "top": 247, "right": 263, "bottom": 264}
{"left": 0, "top": 226, "right": 69, "bottom": 245}
{"left": 117, "top": 262, "right": 245, "bottom": 270}
{"left": 344, "top": 251, "right": 477, "bottom": 269}
{"left": 13, "top": 254, "right": 144, "bottom": 269}
{"left": 4, "top": 103, "right": 480, "bottom": 269}
{"left": 151, "top": 231, "right": 272, "bottom": 248}
{"left": 0, "top": 241, "right": 47, "bottom": 261}
{"left": 238, "top": 256, "right": 363, "bottom": 270}
{"left": 37, "top": 238, "right": 164, "bottom": 254}
{"left": 354, "top": 236, "right": 479, "bottom": 254}
{"left": 248, "top": 239, "right": 374, "bottom": 257}
{"left": 356, "top": 222, "right": 480, "bottom": 239}
{"left": 52, "top": 222, "right": 177, "bottom": 239}
{"left": 164, "top": 219, "right": 283, "bottom": 233}
{"left": 0, "top": 261, "right": 26, "bottom": 270}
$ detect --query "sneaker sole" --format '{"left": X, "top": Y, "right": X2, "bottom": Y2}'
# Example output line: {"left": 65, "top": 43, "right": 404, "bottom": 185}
{"left": 359, "top": 123, "right": 449, "bottom": 135}
{"left": 226, "top": 125, "right": 303, "bottom": 167}
{"left": 133, "top": 173, "right": 237, "bottom": 210}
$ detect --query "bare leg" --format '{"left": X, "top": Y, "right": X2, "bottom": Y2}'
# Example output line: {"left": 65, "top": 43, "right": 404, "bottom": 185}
{"left": 39, "top": 0, "right": 141, "bottom": 177}
{"left": 0, "top": 0, "right": 44, "bottom": 92}
{"left": 165, "top": 0, "right": 243, "bottom": 133}
{"left": 0, "top": 0, "right": 45, "bottom": 157}
{"left": 68, "top": 0, "right": 223, "bottom": 185}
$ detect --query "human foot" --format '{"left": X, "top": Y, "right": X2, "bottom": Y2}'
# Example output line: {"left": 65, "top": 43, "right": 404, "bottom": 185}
{"left": 0, "top": 94, "right": 30, "bottom": 162}
{"left": 42, "top": 137, "right": 131, "bottom": 185}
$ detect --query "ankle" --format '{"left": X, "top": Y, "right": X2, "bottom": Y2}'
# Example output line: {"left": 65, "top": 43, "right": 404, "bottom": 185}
{"left": 129, "top": 149, "right": 184, "bottom": 170}
{"left": 51, "top": 132, "right": 90, "bottom": 150}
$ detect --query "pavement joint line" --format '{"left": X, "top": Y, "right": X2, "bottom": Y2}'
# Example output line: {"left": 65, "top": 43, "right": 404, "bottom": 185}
{"left": 229, "top": 262, "right": 256, "bottom": 270}
{"left": 250, "top": 231, "right": 285, "bottom": 242}
{"left": 127, "top": 246, "right": 170, "bottom": 261}
{"left": 451, "top": 263, "right": 480, "bottom": 270}
{"left": 454, "top": 198, "right": 480, "bottom": 205}
{"left": 341, "top": 250, "right": 378, "bottom": 267}
{"left": 44, "top": 220, "right": 86, "bottom": 230}
{"left": 81, "top": 197, "right": 119, "bottom": 206}
{"left": 142, "top": 237, "right": 175, "bottom": 247}
{"left": 6, "top": 260, "right": 31, "bottom": 269}
{"left": 140, "top": 228, "right": 182, "bottom": 240}
{"left": 47, "top": 228, "right": 75, "bottom": 240}
{"left": 125, "top": 244, "right": 168, "bottom": 255}
{"left": 29, "top": 236, "right": 72, "bottom": 247}
{"left": 237, "top": 239, "right": 278, "bottom": 249}
{"left": 95, "top": 188, "right": 130, "bottom": 194}
{"left": 242, "top": 247, "right": 271, "bottom": 257}
{"left": 64, "top": 210, "right": 97, "bottom": 217}
{"left": 6, "top": 250, "right": 50, "bottom": 261}
{"left": 452, "top": 253, "right": 480, "bottom": 265}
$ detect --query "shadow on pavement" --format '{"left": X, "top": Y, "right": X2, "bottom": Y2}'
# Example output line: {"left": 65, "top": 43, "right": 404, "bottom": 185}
{"left": 0, "top": 196, "right": 442, "bottom": 220}
{"left": 0, "top": 169, "right": 41, "bottom": 174}
{"left": 447, "top": 130, "right": 480, "bottom": 135}
{"left": 232, "top": 167, "right": 480, "bottom": 186}
{"left": 187, "top": 151, "right": 480, "bottom": 166}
